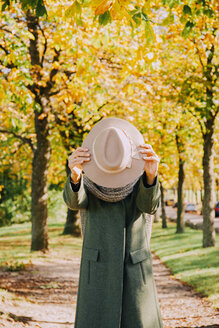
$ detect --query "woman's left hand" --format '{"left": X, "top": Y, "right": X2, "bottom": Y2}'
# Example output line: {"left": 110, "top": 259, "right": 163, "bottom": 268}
{"left": 140, "top": 144, "right": 160, "bottom": 185}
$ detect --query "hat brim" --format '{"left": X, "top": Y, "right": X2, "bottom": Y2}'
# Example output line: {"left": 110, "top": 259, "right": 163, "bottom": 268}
{"left": 82, "top": 117, "right": 145, "bottom": 188}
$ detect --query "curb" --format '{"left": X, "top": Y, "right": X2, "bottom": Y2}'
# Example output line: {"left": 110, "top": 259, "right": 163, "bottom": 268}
{"left": 168, "top": 217, "right": 219, "bottom": 234}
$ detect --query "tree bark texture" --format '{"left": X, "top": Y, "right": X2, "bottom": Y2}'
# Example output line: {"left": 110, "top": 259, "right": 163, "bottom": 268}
{"left": 63, "top": 208, "right": 81, "bottom": 236}
{"left": 176, "top": 159, "right": 185, "bottom": 233}
{"left": 31, "top": 109, "right": 51, "bottom": 251}
{"left": 154, "top": 210, "right": 159, "bottom": 223}
{"left": 202, "top": 128, "right": 215, "bottom": 247}
{"left": 160, "top": 182, "right": 167, "bottom": 228}
{"left": 202, "top": 43, "right": 216, "bottom": 248}
{"left": 175, "top": 131, "right": 185, "bottom": 233}
{"left": 27, "top": 14, "right": 51, "bottom": 251}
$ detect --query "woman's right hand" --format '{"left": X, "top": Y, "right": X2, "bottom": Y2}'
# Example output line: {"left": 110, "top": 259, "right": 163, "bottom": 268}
{"left": 68, "top": 147, "right": 91, "bottom": 184}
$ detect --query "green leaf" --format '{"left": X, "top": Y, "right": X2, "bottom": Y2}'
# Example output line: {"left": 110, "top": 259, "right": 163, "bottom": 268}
{"left": 11, "top": 117, "right": 16, "bottom": 128}
{"left": 142, "top": 12, "right": 151, "bottom": 23}
{"left": 144, "top": 20, "right": 154, "bottom": 44}
{"left": 132, "top": 12, "right": 142, "bottom": 26}
{"left": 180, "top": 15, "right": 186, "bottom": 24}
{"left": 65, "top": 1, "right": 83, "bottom": 25}
{"left": 162, "top": 12, "right": 174, "bottom": 25}
{"left": 182, "top": 21, "right": 195, "bottom": 38}
{"left": 21, "top": 0, "right": 31, "bottom": 10}
{"left": 129, "top": 9, "right": 139, "bottom": 16}
{"left": 21, "top": 0, "right": 38, "bottom": 10}
{"left": 203, "top": 8, "right": 214, "bottom": 18}
{"left": 98, "top": 11, "right": 111, "bottom": 26}
{"left": 75, "top": 1, "right": 81, "bottom": 14}
{"left": 65, "top": 3, "right": 75, "bottom": 18}
{"left": 194, "top": 9, "right": 201, "bottom": 17}
{"left": 2, "top": 0, "right": 10, "bottom": 11}
{"left": 183, "top": 5, "right": 192, "bottom": 16}
{"left": 36, "top": 0, "right": 47, "bottom": 16}
{"left": 168, "top": 0, "right": 178, "bottom": 9}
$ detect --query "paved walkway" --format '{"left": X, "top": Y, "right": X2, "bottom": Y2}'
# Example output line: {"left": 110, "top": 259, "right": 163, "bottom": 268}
{"left": 153, "top": 254, "right": 219, "bottom": 328}
{"left": 0, "top": 253, "right": 218, "bottom": 328}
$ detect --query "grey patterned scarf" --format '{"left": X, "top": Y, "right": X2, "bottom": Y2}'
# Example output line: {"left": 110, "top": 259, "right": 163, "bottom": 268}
{"left": 79, "top": 175, "right": 153, "bottom": 242}
{"left": 83, "top": 175, "right": 138, "bottom": 202}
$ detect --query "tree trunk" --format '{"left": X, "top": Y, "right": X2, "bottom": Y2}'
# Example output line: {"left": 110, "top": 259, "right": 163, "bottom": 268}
{"left": 176, "top": 159, "right": 185, "bottom": 233}
{"left": 202, "top": 42, "right": 216, "bottom": 247}
{"left": 27, "top": 13, "right": 51, "bottom": 251}
{"left": 202, "top": 127, "right": 215, "bottom": 247}
{"left": 31, "top": 109, "right": 51, "bottom": 251}
{"left": 63, "top": 209, "right": 81, "bottom": 236}
{"left": 62, "top": 160, "right": 81, "bottom": 236}
{"left": 160, "top": 182, "right": 167, "bottom": 228}
{"left": 154, "top": 210, "right": 159, "bottom": 223}
{"left": 175, "top": 130, "right": 185, "bottom": 233}
{"left": 201, "top": 189, "right": 203, "bottom": 203}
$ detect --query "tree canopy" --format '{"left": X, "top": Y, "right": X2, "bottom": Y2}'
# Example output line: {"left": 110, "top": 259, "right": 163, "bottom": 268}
{"left": 0, "top": 0, "right": 218, "bottom": 249}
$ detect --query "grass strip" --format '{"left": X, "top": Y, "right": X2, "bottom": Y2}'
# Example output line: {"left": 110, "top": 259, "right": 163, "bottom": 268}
{"left": 0, "top": 221, "right": 82, "bottom": 268}
{"left": 150, "top": 221, "right": 219, "bottom": 309}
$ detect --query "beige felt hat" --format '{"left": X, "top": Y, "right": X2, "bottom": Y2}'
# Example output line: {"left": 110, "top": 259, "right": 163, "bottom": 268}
{"left": 82, "top": 117, "right": 145, "bottom": 188}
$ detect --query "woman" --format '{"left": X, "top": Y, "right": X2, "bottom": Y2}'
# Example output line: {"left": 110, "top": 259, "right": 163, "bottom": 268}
{"left": 63, "top": 118, "right": 163, "bottom": 328}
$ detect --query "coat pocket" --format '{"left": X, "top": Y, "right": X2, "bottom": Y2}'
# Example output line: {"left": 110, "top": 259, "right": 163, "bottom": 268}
{"left": 84, "top": 247, "right": 104, "bottom": 287}
{"left": 129, "top": 248, "right": 150, "bottom": 285}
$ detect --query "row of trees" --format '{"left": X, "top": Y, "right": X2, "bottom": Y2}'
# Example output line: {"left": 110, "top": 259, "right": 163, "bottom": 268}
{"left": 0, "top": 0, "right": 218, "bottom": 250}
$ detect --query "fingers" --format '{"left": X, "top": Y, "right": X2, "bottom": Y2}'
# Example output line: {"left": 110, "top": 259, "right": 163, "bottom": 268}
{"left": 70, "top": 147, "right": 90, "bottom": 159}
{"left": 143, "top": 156, "right": 160, "bottom": 162}
{"left": 140, "top": 145, "right": 160, "bottom": 162}
{"left": 71, "top": 147, "right": 90, "bottom": 157}
{"left": 140, "top": 144, "right": 153, "bottom": 150}
{"left": 69, "top": 147, "right": 91, "bottom": 169}
{"left": 140, "top": 149, "right": 154, "bottom": 155}
{"left": 72, "top": 151, "right": 90, "bottom": 161}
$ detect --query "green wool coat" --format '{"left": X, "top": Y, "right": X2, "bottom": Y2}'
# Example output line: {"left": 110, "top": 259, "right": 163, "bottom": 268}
{"left": 63, "top": 173, "right": 163, "bottom": 328}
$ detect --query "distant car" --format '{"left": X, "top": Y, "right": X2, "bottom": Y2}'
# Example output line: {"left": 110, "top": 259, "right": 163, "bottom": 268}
{"left": 185, "top": 203, "right": 197, "bottom": 213}
{"left": 165, "top": 199, "right": 175, "bottom": 206}
{"left": 215, "top": 202, "right": 219, "bottom": 217}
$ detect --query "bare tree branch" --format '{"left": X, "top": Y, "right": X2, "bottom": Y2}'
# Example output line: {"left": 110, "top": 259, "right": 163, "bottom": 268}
{"left": 96, "top": 101, "right": 110, "bottom": 112}
{"left": 213, "top": 106, "right": 219, "bottom": 120}
{"left": 0, "top": 44, "right": 9, "bottom": 55}
{"left": 0, "top": 58, "right": 17, "bottom": 69}
{"left": 0, "top": 27, "right": 27, "bottom": 48}
{"left": 42, "top": 48, "right": 61, "bottom": 95}
{"left": 0, "top": 129, "right": 35, "bottom": 152}
{"left": 48, "top": 88, "right": 66, "bottom": 97}
{"left": 187, "top": 108, "right": 205, "bottom": 137}
{"left": 63, "top": 70, "right": 76, "bottom": 79}
{"left": 38, "top": 23, "right": 48, "bottom": 67}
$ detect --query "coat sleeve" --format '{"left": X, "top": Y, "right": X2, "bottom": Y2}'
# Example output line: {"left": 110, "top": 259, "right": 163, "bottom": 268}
{"left": 63, "top": 175, "right": 88, "bottom": 210}
{"left": 136, "top": 172, "right": 160, "bottom": 215}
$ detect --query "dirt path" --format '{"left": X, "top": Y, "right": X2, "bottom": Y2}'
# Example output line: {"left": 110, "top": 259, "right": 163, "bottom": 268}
{"left": 0, "top": 253, "right": 218, "bottom": 328}
{"left": 152, "top": 255, "right": 219, "bottom": 328}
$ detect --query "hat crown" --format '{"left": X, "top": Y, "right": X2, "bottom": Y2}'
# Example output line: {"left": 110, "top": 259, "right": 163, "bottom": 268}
{"left": 93, "top": 127, "right": 131, "bottom": 173}
{"left": 82, "top": 117, "right": 145, "bottom": 188}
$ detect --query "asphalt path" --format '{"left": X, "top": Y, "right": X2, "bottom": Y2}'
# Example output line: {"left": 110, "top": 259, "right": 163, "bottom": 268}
{"left": 163, "top": 206, "right": 219, "bottom": 232}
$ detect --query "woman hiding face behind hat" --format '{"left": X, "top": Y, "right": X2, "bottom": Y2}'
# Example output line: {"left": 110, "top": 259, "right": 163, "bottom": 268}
{"left": 63, "top": 118, "right": 163, "bottom": 328}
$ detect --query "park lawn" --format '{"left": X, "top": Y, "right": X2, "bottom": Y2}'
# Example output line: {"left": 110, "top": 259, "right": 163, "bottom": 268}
{"left": 150, "top": 221, "right": 219, "bottom": 309}
{"left": 0, "top": 190, "right": 83, "bottom": 270}
{"left": 0, "top": 190, "right": 82, "bottom": 269}
{"left": 0, "top": 221, "right": 82, "bottom": 270}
